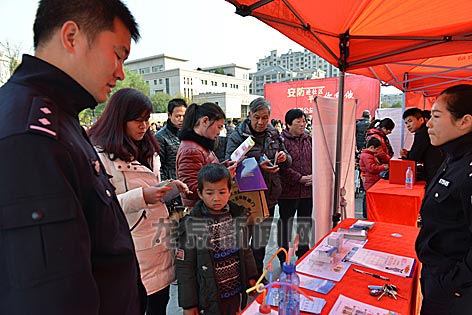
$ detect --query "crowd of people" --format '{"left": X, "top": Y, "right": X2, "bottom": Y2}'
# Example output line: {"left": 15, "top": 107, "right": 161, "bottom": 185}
{"left": 0, "top": 1, "right": 471, "bottom": 314}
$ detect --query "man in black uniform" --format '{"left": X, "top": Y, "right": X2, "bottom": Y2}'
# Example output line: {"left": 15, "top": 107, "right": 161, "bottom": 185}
{"left": 0, "top": 1, "right": 145, "bottom": 314}
{"left": 400, "top": 107, "right": 444, "bottom": 184}
{"left": 415, "top": 84, "right": 472, "bottom": 314}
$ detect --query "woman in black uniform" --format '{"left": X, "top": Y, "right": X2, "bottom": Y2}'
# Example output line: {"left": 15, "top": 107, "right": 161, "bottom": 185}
{"left": 416, "top": 84, "right": 472, "bottom": 314}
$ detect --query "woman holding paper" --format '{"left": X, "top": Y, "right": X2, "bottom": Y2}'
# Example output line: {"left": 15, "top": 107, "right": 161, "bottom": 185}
{"left": 415, "top": 84, "right": 472, "bottom": 314}
{"left": 176, "top": 102, "right": 236, "bottom": 208}
{"left": 88, "top": 88, "right": 189, "bottom": 315}
{"left": 225, "top": 97, "right": 292, "bottom": 279}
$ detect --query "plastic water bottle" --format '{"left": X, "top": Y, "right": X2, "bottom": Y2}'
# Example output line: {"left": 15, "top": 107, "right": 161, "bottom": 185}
{"left": 278, "top": 262, "right": 300, "bottom": 315}
{"left": 405, "top": 166, "right": 413, "bottom": 190}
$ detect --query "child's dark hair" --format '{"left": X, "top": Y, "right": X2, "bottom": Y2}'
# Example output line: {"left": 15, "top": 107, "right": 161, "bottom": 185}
{"left": 197, "top": 164, "right": 232, "bottom": 192}
{"left": 366, "top": 137, "right": 381, "bottom": 148}
{"left": 402, "top": 107, "right": 423, "bottom": 120}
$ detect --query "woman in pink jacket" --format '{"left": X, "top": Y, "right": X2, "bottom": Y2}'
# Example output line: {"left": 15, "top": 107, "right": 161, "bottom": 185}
{"left": 88, "top": 88, "right": 189, "bottom": 315}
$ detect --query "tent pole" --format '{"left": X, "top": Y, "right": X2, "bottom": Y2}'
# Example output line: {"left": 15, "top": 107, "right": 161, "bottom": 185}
{"left": 332, "top": 70, "right": 345, "bottom": 228}
{"left": 401, "top": 73, "right": 408, "bottom": 149}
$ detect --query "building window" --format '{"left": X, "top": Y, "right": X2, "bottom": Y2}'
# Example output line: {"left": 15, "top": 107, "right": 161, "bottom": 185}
{"left": 153, "top": 80, "right": 157, "bottom": 85}
{"left": 140, "top": 67, "right": 150, "bottom": 74}
{"left": 152, "top": 65, "right": 163, "bottom": 72}
{"left": 165, "top": 78, "right": 170, "bottom": 94}
{"left": 159, "top": 78, "right": 163, "bottom": 84}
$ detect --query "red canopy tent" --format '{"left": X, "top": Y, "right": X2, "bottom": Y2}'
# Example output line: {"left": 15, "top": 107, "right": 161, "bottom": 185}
{"left": 224, "top": 0, "right": 472, "bottom": 227}
{"left": 353, "top": 53, "right": 472, "bottom": 108}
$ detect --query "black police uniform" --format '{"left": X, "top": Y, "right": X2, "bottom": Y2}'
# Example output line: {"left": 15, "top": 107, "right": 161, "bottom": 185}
{"left": 416, "top": 132, "right": 472, "bottom": 314}
{"left": 0, "top": 55, "right": 145, "bottom": 315}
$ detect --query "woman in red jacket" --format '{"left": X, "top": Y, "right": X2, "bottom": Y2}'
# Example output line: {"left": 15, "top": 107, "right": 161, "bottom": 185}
{"left": 365, "top": 117, "right": 395, "bottom": 163}
{"left": 359, "top": 137, "right": 389, "bottom": 218}
{"left": 176, "top": 102, "right": 236, "bottom": 208}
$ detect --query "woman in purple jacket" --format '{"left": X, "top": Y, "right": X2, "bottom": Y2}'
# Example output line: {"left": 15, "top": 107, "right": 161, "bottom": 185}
{"left": 278, "top": 109, "right": 313, "bottom": 264}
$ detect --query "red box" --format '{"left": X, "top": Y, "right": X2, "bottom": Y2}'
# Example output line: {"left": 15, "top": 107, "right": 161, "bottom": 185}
{"left": 389, "top": 157, "right": 416, "bottom": 185}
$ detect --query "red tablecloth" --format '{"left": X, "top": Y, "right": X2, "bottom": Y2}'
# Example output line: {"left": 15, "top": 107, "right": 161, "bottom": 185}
{"left": 366, "top": 179, "right": 426, "bottom": 226}
{"left": 241, "top": 218, "right": 421, "bottom": 315}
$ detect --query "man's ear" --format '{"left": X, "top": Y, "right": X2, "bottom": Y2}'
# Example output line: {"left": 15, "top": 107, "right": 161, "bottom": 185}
{"left": 459, "top": 114, "right": 472, "bottom": 131}
{"left": 60, "top": 21, "right": 80, "bottom": 53}
{"left": 197, "top": 189, "right": 203, "bottom": 199}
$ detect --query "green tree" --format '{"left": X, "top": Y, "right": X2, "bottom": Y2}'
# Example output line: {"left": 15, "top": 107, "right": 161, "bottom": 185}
{"left": 380, "top": 102, "right": 391, "bottom": 108}
{"left": 214, "top": 67, "right": 225, "bottom": 75}
{"left": 150, "top": 92, "right": 173, "bottom": 113}
{"left": 79, "top": 68, "right": 149, "bottom": 125}
{"left": 0, "top": 41, "right": 21, "bottom": 84}
{"left": 391, "top": 100, "right": 403, "bottom": 108}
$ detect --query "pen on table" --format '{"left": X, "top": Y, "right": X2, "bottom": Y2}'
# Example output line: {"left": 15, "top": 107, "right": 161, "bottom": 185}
{"left": 353, "top": 268, "right": 390, "bottom": 281}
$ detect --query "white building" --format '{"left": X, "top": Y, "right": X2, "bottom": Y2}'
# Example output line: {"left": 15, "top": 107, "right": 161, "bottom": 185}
{"left": 250, "top": 49, "right": 338, "bottom": 95}
{"left": 124, "top": 54, "right": 256, "bottom": 118}
{"left": 381, "top": 93, "right": 403, "bottom": 106}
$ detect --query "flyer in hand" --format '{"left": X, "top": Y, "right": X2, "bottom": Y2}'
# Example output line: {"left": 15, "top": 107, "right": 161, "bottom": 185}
{"left": 235, "top": 157, "right": 267, "bottom": 192}
{"left": 230, "top": 136, "right": 255, "bottom": 163}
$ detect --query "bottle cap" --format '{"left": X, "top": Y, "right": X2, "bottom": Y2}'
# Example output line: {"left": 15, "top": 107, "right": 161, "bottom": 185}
{"left": 282, "top": 262, "right": 296, "bottom": 273}
{"left": 259, "top": 303, "right": 272, "bottom": 314}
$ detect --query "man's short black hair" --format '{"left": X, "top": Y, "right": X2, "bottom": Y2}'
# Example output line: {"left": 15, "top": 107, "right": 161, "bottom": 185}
{"left": 197, "top": 164, "right": 232, "bottom": 192}
{"left": 33, "top": 0, "right": 140, "bottom": 48}
{"left": 167, "top": 98, "right": 187, "bottom": 114}
{"left": 422, "top": 110, "right": 431, "bottom": 120}
{"left": 402, "top": 107, "right": 424, "bottom": 120}
{"left": 366, "top": 137, "right": 381, "bottom": 148}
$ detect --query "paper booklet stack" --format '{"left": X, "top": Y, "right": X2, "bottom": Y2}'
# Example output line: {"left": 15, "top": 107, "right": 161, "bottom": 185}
{"left": 337, "top": 220, "right": 375, "bottom": 241}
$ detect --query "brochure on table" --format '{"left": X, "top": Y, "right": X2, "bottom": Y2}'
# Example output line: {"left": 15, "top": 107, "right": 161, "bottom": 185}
{"left": 267, "top": 289, "right": 326, "bottom": 314}
{"left": 297, "top": 232, "right": 367, "bottom": 282}
{"left": 298, "top": 273, "right": 335, "bottom": 294}
{"left": 328, "top": 294, "right": 401, "bottom": 315}
{"left": 347, "top": 247, "right": 415, "bottom": 278}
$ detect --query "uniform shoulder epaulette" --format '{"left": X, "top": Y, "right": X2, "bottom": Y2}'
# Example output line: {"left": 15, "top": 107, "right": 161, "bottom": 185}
{"left": 27, "top": 97, "right": 58, "bottom": 139}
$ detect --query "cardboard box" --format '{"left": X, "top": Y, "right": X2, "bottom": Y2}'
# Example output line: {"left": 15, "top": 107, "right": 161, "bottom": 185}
{"left": 389, "top": 157, "right": 416, "bottom": 185}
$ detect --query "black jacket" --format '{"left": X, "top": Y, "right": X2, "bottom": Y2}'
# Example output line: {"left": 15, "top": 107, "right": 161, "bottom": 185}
{"left": 355, "top": 118, "right": 370, "bottom": 150}
{"left": 176, "top": 200, "right": 258, "bottom": 314}
{"left": 406, "top": 123, "right": 444, "bottom": 183}
{"left": 155, "top": 120, "right": 180, "bottom": 180}
{"left": 0, "top": 55, "right": 145, "bottom": 315}
{"left": 416, "top": 132, "right": 472, "bottom": 296}
{"left": 225, "top": 120, "right": 292, "bottom": 208}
